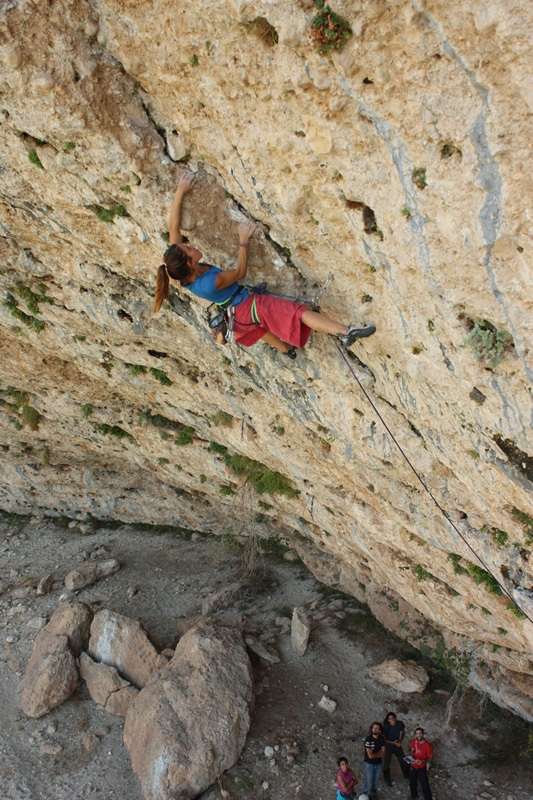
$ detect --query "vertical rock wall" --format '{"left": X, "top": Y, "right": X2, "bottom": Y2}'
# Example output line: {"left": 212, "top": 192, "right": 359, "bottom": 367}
{"left": 0, "top": 0, "right": 532, "bottom": 717}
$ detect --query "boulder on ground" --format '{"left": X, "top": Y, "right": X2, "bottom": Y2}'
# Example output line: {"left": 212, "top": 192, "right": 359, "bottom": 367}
{"left": 245, "top": 636, "right": 280, "bottom": 664}
{"left": 291, "top": 607, "right": 311, "bottom": 656}
{"left": 124, "top": 619, "right": 253, "bottom": 800}
{"left": 18, "top": 629, "right": 79, "bottom": 718}
{"left": 79, "top": 651, "right": 131, "bottom": 706}
{"left": 106, "top": 684, "right": 139, "bottom": 717}
{"left": 88, "top": 608, "right": 166, "bottom": 688}
{"left": 45, "top": 600, "right": 93, "bottom": 656}
{"left": 367, "top": 659, "right": 429, "bottom": 693}
{"left": 64, "top": 559, "right": 120, "bottom": 591}
{"left": 79, "top": 650, "right": 139, "bottom": 716}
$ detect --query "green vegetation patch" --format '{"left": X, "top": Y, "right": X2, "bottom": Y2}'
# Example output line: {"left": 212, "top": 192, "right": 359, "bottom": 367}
{"left": 22, "top": 405, "right": 40, "bottom": 431}
{"left": 448, "top": 553, "right": 468, "bottom": 575}
{"left": 414, "top": 564, "right": 436, "bottom": 582}
{"left": 506, "top": 602, "right": 526, "bottom": 620}
{"left": 4, "top": 293, "right": 45, "bottom": 333}
{"left": 512, "top": 507, "right": 533, "bottom": 546}
{"left": 89, "top": 204, "right": 130, "bottom": 224}
{"left": 212, "top": 410, "right": 234, "bottom": 427}
{"left": 310, "top": 1, "right": 352, "bottom": 55}
{"left": 28, "top": 149, "right": 44, "bottom": 169}
{"left": 208, "top": 442, "right": 299, "bottom": 497}
{"left": 412, "top": 167, "right": 427, "bottom": 190}
{"left": 126, "top": 363, "right": 147, "bottom": 377}
{"left": 149, "top": 367, "right": 172, "bottom": 386}
{"left": 466, "top": 562, "right": 502, "bottom": 595}
{"left": 16, "top": 284, "right": 55, "bottom": 315}
{"left": 482, "top": 525, "right": 509, "bottom": 548}
{"left": 463, "top": 319, "right": 512, "bottom": 369}
{"left": 97, "top": 424, "right": 135, "bottom": 443}
{"left": 174, "top": 426, "right": 195, "bottom": 446}
{"left": 81, "top": 404, "right": 93, "bottom": 418}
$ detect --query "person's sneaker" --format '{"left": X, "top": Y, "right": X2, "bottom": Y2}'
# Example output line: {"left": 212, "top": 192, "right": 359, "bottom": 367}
{"left": 338, "top": 325, "right": 376, "bottom": 347}
{"left": 283, "top": 346, "right": 297, "bottom": 360}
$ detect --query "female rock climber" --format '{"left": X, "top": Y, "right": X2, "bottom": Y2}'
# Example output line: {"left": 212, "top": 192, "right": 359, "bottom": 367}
{"left": 153, "top": 172, "right": 376, "bottom": 357}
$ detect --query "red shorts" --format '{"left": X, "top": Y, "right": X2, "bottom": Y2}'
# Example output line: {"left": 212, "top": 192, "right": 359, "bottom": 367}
{"left": 232, "top": 295, "right": 312, "bottom": 348}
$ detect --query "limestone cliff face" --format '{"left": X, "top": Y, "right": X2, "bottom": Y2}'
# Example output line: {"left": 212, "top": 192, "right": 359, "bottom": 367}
{"left": 1, "top": 0, "right": 532, "bottom": 718}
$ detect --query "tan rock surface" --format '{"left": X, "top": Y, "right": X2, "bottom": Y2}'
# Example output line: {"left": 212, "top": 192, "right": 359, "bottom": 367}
{"left": 79, "top": 651, "right": 131, "bottom": 706}
{"left": 0, "top": 0, "right": 532, "bottom": 716}
{"left": 123, "top": 620, "right": 253, "bottom": 800}
{"left": 64, "top": 559, "right": 120, "bottom": 591}
{"left": 45, "top": 601, "right": 94, "bottom": 657}
{"left": 18, "top": 629, "right": 79, "bottom": 718}
{"left": 88, "top": 609, "right": 165, "bottom": 688}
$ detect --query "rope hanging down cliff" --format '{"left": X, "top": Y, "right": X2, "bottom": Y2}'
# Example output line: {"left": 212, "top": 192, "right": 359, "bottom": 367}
{"left": 334, "top": 341, "right": 533, "bottom": 627}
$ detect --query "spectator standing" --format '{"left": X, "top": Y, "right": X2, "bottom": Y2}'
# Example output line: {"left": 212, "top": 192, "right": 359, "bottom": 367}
{"left": 383, "top": 711, "right": 410, "bottom": 786}
{"left": 409, "top": 726, "right": 434, "bottom": 800}
{"left": 362, "top": 721, "right": 386, "bottom": 799}
{"left": 335, "top": 756, "right": 358, "bottom": 800}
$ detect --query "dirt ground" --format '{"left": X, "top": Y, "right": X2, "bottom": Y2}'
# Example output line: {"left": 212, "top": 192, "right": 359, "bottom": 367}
{"left": 0, "top": 514, "right": 531, "bottom": 800}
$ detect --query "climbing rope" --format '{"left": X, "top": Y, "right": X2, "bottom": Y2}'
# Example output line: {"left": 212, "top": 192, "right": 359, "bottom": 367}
{"left": 334, "top": 341, "right": 533, "bottom": 626}
{"left": 246, "top": 272, "right": 334, "bottom": 310}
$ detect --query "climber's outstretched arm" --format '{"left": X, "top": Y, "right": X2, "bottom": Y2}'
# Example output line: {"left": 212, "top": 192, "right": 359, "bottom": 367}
{"left": 169, "top": 172, "right": 196, "bottom": 245}
{"left": 215, "top": 220, "right": 257, "bottom": 290}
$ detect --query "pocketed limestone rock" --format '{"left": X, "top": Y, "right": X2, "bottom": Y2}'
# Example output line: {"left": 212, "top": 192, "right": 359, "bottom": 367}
{"left": 367, "top": 659, "right": 429, "bottom": 693}
{"left": 64, "top": 559, "right": 120, "bottom": 591}
{"left": 45, "top": 600, "right": 93, "bottom": 656}
{"left": 123, "top": 620, "right": 253, "bottom": 800}
{"left": 18, "top": 629, "right": 79, "bottom": 718}
{"left": 88, "top": 608, "right": 166, "bottom": 688}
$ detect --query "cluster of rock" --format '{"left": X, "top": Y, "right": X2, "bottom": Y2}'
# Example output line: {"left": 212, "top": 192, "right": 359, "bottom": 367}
{"left": 18, "top": 600, "right": 253, "bottom": 800}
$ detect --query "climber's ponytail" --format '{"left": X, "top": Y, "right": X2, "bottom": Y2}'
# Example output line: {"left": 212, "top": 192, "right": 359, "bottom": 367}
{"left": 153, "top": 244, "right": 193, "bottom": 313}
{"left": 153, "top": 264, "right": 170, "bottom": 314}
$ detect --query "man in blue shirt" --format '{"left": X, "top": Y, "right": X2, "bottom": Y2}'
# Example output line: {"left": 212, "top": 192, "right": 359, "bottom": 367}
{"left": 383, "top": 711, "right": 410, "bottom": 786}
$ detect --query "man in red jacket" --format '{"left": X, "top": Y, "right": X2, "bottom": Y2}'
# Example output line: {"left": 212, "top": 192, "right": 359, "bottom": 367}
{"left": 409, "top": 727, "right": 434, "bottom": 800}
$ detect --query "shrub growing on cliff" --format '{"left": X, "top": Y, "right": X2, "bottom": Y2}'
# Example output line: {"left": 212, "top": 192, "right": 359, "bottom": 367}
{"left": 97, "top": 424, "right": 135, "bottom": 443}
{"left": 149, "top": 367, "right": 172, "bottom": 386}
{"left": 22, "top": 405, "right": 40, "bottom": 431}
{"left": 28, "top": 149, "right": 44, "bottom": 169}
{"left": 4, "top": 294, "right": 45, "bottom": 333}
{"left": 89, "top": 204, "right": 129, "bottom": 224}
{"left": 412, "top": 167, "right": 427, "bottom": 190}
{"left": 208, "top": 442, "right": 299, "bottom": 498}
{"left": 463, "top": 319, "right": 512, "bottom": 369}
{"left": 466, "top": 562, "right": 502, "bottom": 595}
{"left": 174, "top": 426, "right": 195, "bottom": 446}
{"left": 310, "top": 1, "right": 352, "bottom": 55}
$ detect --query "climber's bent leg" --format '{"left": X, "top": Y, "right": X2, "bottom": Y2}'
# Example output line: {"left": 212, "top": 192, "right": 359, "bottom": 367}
{"left": 262, "top": 331, "right": 290, "bottom": 353}
{"left": 301, "top": 310, "right": 347, "bottom": 335}
{"left": 301, "top": 310, "right": 376, "bottom": 347}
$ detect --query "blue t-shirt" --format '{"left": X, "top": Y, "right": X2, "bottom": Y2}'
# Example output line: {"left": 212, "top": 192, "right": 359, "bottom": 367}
{"left": 187, "top": 265, "right": 249, "bottom": 307}
{"left": 384, "top": 720, "right": 405, "bottom": 749}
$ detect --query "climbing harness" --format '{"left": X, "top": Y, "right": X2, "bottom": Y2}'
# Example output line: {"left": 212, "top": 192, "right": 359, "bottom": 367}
{"left": 205, "top": 273, "right": 334, "bottom": 346}
{"left": 334, "top": 340, "right": 533, "bottom": 626}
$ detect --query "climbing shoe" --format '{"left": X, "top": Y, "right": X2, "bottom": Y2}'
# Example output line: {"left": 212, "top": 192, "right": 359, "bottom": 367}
{"left": 338, "top": 325, "right": 376, "bottom": 347}
{"left": 283, "top": 346, "right": 297, "bottom": 360}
